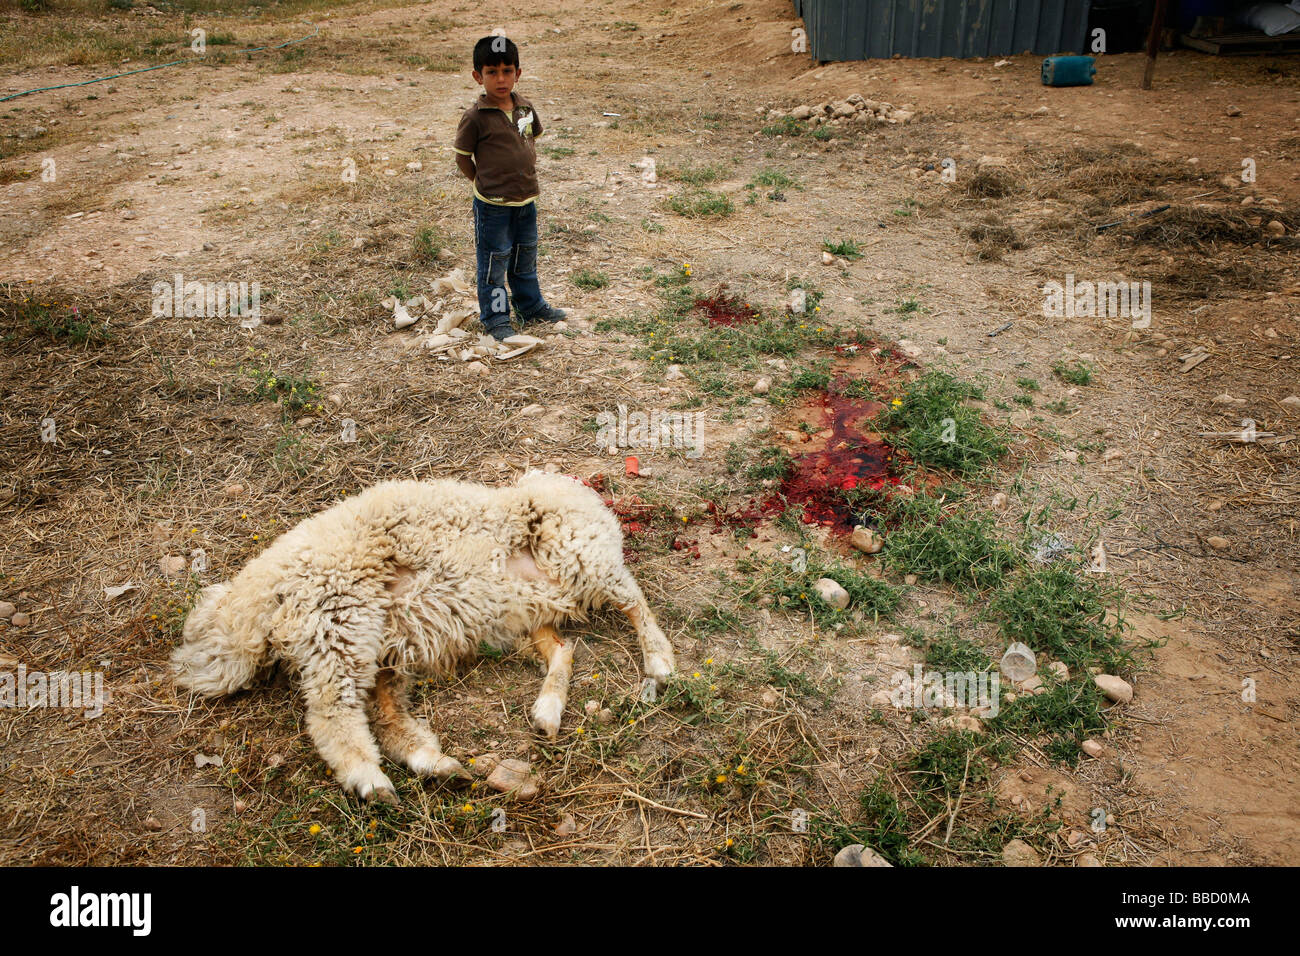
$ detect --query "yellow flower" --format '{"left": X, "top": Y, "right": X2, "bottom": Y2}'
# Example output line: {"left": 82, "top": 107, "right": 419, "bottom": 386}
{"left": 575, "top": 727, "right": 585, "bottom": 735}
{"left": 592, "top": 673, "right": 600, "bottom": 680}
{"left": 736, "top": 764, "right": 747, "bottom": 774}
{"left": 628, "top": 718, "right": 636, "bottom": 725}
{"left": 726, "top": 837, "right": 734, "bottom": 848}
{"left": 462, "top": 803, "right": 473, "bottom": 812}
{"left": 309, "top": 824, "right": 321, "bottom": 835}
{"left": 353, "top": 846, "right": 363, "bottom": 854}
{"left": 891, "top": 398, "right": 902, "bottom": 407}
{"left": 705, "top": 658, "right": 713, "bottom": 665}
{"left": 693, "top": 672, "right": 701, "bottom": 679}
{"left": 716, "top": 774, "right": 727, "bottom": 784}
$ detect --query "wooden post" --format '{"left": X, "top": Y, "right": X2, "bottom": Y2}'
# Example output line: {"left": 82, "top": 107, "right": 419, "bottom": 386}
{"left": 1142, "top": 0, "right": 1171, "bottom": 90}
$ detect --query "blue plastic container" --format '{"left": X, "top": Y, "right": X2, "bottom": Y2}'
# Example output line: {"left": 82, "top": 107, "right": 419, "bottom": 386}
{"left": 1042, "top": 55, "right": 1097, "bottom": 86}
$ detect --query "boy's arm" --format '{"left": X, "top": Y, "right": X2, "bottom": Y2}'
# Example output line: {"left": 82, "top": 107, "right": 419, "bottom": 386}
{"left": 453, "top": 110, "right": 478, "bottom": 183}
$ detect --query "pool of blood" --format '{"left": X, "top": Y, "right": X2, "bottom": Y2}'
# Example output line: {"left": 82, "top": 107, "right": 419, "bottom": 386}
{"left": 769, "top": 392, "right": 901, "bottom": 533}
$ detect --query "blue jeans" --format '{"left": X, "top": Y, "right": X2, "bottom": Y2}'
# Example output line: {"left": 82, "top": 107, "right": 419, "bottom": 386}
{"left": 473, "top": 197, "right": 548, "bottom": 336}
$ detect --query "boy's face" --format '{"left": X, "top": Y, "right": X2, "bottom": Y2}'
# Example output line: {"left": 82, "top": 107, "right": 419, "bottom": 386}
{"left": 473, "top": 61, "right": 520, "bottom": 102}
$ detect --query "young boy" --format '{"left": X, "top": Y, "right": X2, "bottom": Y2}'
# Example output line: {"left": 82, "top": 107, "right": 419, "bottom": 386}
{"left": 453, "top": 36, "right": 566, "bottom": 342}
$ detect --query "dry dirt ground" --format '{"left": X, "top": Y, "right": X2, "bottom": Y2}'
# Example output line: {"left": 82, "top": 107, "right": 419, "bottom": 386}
{"left": 1, "top": 0, "right": 1297, "bottom": 866}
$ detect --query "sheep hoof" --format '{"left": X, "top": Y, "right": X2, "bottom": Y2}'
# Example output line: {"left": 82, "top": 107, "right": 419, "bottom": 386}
{"left": 431, "top": 755, "right": 470, "bottom": 783}
{"left": 645, "top": 654, "right": 675, "bottom": 690}
{"left": 531, "top": 694, "right": 564, "bottom": 739}
{"left": 348, "top": 766, "right": 398, "bottom": 803}
{"left": 409, "top": 745, "right": 469, "bottom": 782}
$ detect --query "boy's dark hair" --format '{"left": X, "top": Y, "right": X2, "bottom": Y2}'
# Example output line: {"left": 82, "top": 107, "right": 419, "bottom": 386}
{"left": 473, "top": 35, "right": 520, "bottom": 73}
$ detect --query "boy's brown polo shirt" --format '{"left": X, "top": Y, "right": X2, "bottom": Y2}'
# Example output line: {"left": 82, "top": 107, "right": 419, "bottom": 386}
{"left": 453, "top": 91, "right": 544, "bottom": 206}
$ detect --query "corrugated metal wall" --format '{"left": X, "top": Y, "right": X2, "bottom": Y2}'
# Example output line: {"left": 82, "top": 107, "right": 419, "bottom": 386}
{"left": 793, "top": 0, "right": 1093, "bottom": 60}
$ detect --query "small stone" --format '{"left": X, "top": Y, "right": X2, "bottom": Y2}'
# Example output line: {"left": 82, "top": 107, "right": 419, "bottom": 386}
{"left": 939, "top": 714, "right": 985, "bottom": 734}
{"left": 517, "top": 403, "right": 545, "bottom": 417}
{"left": 870, "top": 690, "right": 893, "bottom": 708}
{"left": 1048, "top": 661, "right": 1070, "bottom": 681}
{"left": 1281, "top": 395, "right": 1300, "bottom": 410}
{"left": 595, "top": 708, "right": 613, "bottom": 725}
{"left": 1265, "top": 220, "right": 1285, "bottom": 238}
{"left": 554, "top": 813, "right": 577, "bottom": 836}
{"left": 222, "top": 483, "right": 244, "bottom": 496}
{"left": 233, "top": 799, "right": 248, "bottom": 813}
{"left": 991, "top": 492, "right": 1008, "bottom": 511}
{"left": 821, "top": 250, "right": 834, "bottom": 265}
{"left": 833, "top": 843, "right": 893, "bottom": 867}
{"left": 850, "top": 526, "right": 883, "bottom": 554}
{"left": 405, "top": 161, "right": 423, "bottom": 172}
{"left": 0, "top": 602, "right": 14, "bottom": 621}
{"left": 1206, "top": 535, "right": 1230, "bottom": 551}
{"left": 266, "top": 753, "right": 285, "bottom": 768}
{"left": 486, "top": 757, "right": 538, "bottom": 800}
{"left": 1094, "top": 674, "right": 1133, "bottom": 704}
{"left": 1077, "top": 852, "right": 1102, "bottom": 867}
{"left": 143, "top": 816, "right": 164, "bottom": 832}
{"left": 327, "top": 393, "right": 343, "bottom": 408}
{"left": 1002, "top": 839, "right": 1041, "bottom": 867}
{"left": 468, "top": 753, "right": 500, "bottom": 777}
{"left": 753, "top": 376, "right": 772, "bottom": 395}
{"left": 465, "top": 360, "right": 489, "bottom": 377}
{"left": 1081, "top": 739, "right": 1105, "bottom": 758}
{"left": 664, "top": 364, "right": 685, "bottom": 381}
{"left": 9, "top": 612, "right": 30, "bottom": 627}
{"left": 160, "top": 554, "right": 186, "bottom": 577}
{"left": 584, "top": 700, "right": 600, "bottom": 716}
{"left": 903, "top": 574, "right": 918, "bottom": 586}
{"left": 813, "top": 578, "right": 850, "bottom": 610}
{"left": 1225, "top": 105, "right": 1242, "bottom": 117}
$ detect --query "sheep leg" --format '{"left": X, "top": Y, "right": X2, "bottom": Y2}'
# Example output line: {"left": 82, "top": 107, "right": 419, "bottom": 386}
{"left": 371, "top": 668, "right": 468, "bottom": 782}
{"left": 300, "top": 654, "right": 396, "bottom": 804}
{"left": 605, "top": 570, "right": 675, "bottom": 689}
{"left": 529, "top": 624, "right": 574, "bottom": 738}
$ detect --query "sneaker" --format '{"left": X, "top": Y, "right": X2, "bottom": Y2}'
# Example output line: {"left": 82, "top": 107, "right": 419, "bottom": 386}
{"left": 519, "top": 305, "right": 567, "bottom": 325}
